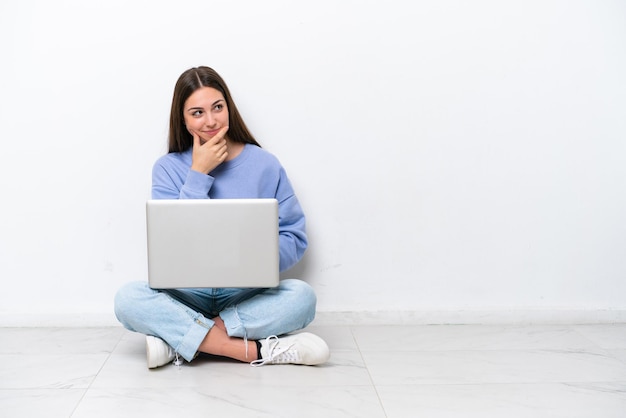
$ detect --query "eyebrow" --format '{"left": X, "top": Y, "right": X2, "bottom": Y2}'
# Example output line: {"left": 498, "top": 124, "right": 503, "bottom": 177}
{"left": 186, "top": 99, "right": 225, "bottom": 112}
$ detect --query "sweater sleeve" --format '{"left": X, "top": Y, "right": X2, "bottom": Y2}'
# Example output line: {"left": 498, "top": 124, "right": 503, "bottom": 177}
{"left": 276, "top": 169, "right": 308, "bottom": 272}
{"left": 152, "top": 160, "right": 214, "bottom": 200}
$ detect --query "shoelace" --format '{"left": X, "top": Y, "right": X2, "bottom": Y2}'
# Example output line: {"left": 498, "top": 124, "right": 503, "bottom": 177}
{"left": 173, "top": 351, "right": 182, "bottom": 367}
{"left": 250, "top": 335, "right": 300, "bottom": 367}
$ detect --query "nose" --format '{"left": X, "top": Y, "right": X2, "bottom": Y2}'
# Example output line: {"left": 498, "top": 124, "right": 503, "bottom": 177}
{"left": 204, "top": 113, "right": 216, "bottom": 127}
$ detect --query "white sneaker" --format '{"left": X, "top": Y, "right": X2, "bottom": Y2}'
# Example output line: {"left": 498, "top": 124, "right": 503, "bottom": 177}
{"left": 146, "top": 335, "right": 176, "bottom": 369}
{"left": 251, "top": 333, "right": 330, "bottom": 366}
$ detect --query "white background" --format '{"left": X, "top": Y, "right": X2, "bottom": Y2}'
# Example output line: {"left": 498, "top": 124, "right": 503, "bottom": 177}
{"left": 1, "top": 0, "right": 625, "bottom": 325}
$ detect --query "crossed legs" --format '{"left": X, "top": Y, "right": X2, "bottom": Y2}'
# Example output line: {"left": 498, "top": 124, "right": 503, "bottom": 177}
{"left": 114, "top": 279, "right": 318, "bottom": 363}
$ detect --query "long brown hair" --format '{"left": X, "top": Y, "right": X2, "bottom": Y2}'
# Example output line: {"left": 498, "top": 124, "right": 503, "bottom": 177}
{"left": 168, "top": 66, "right": 260, "bottom": 153}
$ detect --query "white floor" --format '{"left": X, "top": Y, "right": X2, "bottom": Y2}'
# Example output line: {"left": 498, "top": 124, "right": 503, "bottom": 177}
{"left": 1, "top": 323, "right": 626, "bottom": 417}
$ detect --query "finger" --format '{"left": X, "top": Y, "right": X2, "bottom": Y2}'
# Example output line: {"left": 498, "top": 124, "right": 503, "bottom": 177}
{"left": 214, "top": 126, "right": 229, "bottom": 142}
{"left": 206, "top": 126, "right": 229, "bottom": 146}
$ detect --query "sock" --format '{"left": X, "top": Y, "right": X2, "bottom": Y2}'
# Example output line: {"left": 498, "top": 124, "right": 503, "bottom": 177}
{"left": 256, "top": 340, "right": 263, "bottom": 360}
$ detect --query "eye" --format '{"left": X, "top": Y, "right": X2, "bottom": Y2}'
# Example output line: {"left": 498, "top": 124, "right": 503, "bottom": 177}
{"left": 213, "top": 103, "right": 224, "bottom": 112}
{"left": 191, "top": 110, "right": 203, "bottom": 117}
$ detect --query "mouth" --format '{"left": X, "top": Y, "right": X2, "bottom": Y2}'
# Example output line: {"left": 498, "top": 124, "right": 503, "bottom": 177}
{"left": 202, "top": 129, "right": 222, "bottom": 137}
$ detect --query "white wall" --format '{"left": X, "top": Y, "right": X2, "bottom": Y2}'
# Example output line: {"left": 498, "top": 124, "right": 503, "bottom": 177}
{"left": 1, "top": 0, "right": 625, "bottom": 326}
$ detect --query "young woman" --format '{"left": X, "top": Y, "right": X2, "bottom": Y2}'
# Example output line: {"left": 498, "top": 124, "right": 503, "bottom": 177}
{"left": 114, "top": 66, "right": 329, "bottom": 368}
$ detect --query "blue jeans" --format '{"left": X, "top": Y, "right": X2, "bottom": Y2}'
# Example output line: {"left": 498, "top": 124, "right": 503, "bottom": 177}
{"left": 114, "top": 279, "right": 317, "bottom": 361}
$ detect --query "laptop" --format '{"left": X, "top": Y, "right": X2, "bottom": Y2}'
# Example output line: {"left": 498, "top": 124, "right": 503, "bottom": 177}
{"left": 146, "top": 198, "right": 279, "bottom": 289}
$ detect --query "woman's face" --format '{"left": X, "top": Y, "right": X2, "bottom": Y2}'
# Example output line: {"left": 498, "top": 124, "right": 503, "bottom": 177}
{"left": 183, "top": 86, "right": 229, "bottom": 143}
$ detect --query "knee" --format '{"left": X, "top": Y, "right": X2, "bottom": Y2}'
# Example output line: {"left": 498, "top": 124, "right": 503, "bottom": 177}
{"left": 281, "top": 279, "right": 317, "bottom": 324}
{"left": 113, "top": 281, "right": 152, "bottom": 325}
{"left": 281, "top": 278, "right": 316, "bottom": 303}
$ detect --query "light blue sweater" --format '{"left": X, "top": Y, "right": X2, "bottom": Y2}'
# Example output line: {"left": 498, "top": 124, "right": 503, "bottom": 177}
{"left": 151, "top": 144, "right": 307, "bottom": 272}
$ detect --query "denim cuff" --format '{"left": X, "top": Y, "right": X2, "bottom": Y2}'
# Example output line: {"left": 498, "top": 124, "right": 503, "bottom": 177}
{"left": 220, "top": 307, "right": 246, "bottom": 339}
{"left": 176, "top": 314, "right": 213, "bottom": 362}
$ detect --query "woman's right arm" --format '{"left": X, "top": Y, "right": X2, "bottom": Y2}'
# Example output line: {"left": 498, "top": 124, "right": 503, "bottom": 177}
{"left": 152, "top": 161, "right": 214, "bottom": 200}
{"left": 152, "top": 130, "right": 227, "bottom": 199}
